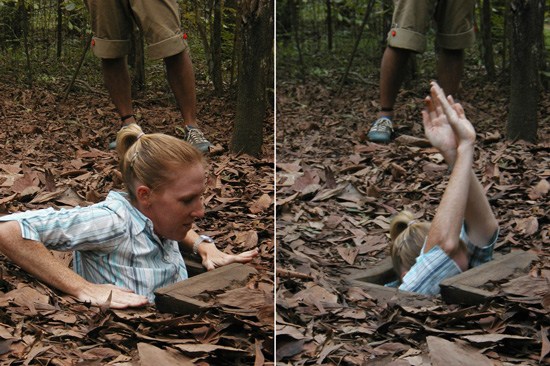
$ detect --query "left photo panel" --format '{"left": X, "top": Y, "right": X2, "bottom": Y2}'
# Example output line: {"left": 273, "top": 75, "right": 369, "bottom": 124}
{"left": 0, "top": 0, "right": 274, "bottom": 364}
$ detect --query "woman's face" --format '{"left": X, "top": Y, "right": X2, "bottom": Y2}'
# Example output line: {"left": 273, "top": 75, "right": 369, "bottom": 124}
{"left": 141, "top": 163, "right": 205, "bottom": 241}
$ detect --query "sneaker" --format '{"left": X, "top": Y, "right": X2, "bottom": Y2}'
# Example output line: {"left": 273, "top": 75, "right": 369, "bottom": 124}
{"left": 367, "top": 116, "right": 393, "bottom": 143}
{"left": 182, "top": 126, "right": 211, "bottom": 152}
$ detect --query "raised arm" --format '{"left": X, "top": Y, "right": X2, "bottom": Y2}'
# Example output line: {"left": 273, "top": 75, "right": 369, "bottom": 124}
{"left": 0, "top": 221, "right": 149, "bottom": 309}
{"left": 423, "top": 82, "right": 498, "bottom": 248}
{"left": 422, "top": 82, "right": 475, "bottom": 261}
{"left": 179, "top": 229, "right": 259, "bottom": 271}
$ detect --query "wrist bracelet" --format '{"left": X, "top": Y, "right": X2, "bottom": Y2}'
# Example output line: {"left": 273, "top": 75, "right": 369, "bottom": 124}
{"left": 193, "top": 235, "right": 215, "bottom": 255}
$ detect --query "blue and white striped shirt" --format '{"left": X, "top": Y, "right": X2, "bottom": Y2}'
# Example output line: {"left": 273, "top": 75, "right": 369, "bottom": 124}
{"left": 398, "top": 224, "right": 498, "bottom": 295}
{"left": 0, "top": 191, "right": 188, "bottom": 302}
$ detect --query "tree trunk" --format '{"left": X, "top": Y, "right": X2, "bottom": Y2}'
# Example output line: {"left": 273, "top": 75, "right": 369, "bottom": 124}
{"left": 382, "top": 0, "right": 392, "bottom": 42}
{"left": 20, "top": 0, "right": 32, "bottom": 87}
{"left": 230, "top": 0, "right": 273, "bottom": 157}
{"left": 193, "top": 0, "right": 213, "bottom": 78}
{"left": 507, "top": 0, "right": 545, "bottom": 142}
{"left": 325, "top": 0, "right": 332, "bottom": 51}
{"left": 289, "top": 0, "right": 305, "bottom": 81}
{"left": 57, "top": 0, "right": 62, "bottom": 59}
{"left": 128, "top": 24, "right": 145, "bottom": 94}
{"left": 230, "top": 0, "right": 241, "bottom": 87}
{"left": 212, "top": 0, "right": 223, "bottom": 95}
{"left": 479, "top": 0, "right": 495, "bottom": 80}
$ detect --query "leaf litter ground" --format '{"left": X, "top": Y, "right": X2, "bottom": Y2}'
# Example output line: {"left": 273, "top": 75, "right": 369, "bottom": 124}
{"left": 0, "top": 77, "right": 274, "bottom": 365}
{"left": 276, "top": 66, "right": 550, "bottom": 365}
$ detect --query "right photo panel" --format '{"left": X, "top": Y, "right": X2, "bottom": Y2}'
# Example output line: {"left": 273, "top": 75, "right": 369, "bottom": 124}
{"left": 276, "top": 1, "right": 550, "bottom": 364}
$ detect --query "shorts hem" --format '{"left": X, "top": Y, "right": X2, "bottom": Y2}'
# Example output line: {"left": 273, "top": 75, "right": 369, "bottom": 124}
{"left": 148, "top": 35, "right": 189, "bottom": 60}
{"left": 436, "top": 29, "right": 476, "bottom": 50}
{"left": 387, "top": 28, "right": 426, "bottom": 53}
{"left": 91, "top": 37, "right": 131, "bottom": 59}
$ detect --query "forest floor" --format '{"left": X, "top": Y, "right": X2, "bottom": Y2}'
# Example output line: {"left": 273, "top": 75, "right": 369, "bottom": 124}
{"left": 0, "top": 72, "right": 274, "bottom": 365}
{"left": 276, "top": 61, "right": 550, "bottom": 365}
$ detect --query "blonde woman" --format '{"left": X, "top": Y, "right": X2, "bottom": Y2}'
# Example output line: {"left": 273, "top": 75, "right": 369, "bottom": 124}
{"left": 388, "top": 82, "right": 499, "bottom": 295}
{"left": 0, "top": 125, "right": 258, "bottom": 308}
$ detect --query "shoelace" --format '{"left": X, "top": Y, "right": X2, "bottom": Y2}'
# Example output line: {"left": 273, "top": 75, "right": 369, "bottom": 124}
{"left": 372, "top": 118, "right": 393, "bottom": 132}
{"left": 186, "top": 128, "right": 209, "bottom": 145}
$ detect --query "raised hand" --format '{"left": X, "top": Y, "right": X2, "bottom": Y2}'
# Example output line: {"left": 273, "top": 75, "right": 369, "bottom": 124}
{"left": 422, "top": 93, "right": 458, "bottom": 166}
{"left": 430, "top": 82, "right": 475, "bottom": 148}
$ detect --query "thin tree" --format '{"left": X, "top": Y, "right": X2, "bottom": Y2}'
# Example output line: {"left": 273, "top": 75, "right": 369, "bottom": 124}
{"left": 326, "top": 0, "right": 332, "bottom": 51}
{"left": 230, "top": 0, "right": 273, "bottom": 157}
{"left": 507, "top": 0, "right": 545, "bottom": 142}
{"left": 212, "top": 0, "right": 223, "bottom": 95}
{"left": 478, "top": 0, "right": 496, "bottom": 80}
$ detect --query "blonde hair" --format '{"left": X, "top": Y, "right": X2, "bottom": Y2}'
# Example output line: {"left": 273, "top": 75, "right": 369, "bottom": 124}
{"left": 389, "top": 210, "right": 468, "bottom": 279}
{"left": 389, "top": 211, "right": 431, "bottom": 278}
{"left": 116, "top": 124, "right": 205, "bottom": 203}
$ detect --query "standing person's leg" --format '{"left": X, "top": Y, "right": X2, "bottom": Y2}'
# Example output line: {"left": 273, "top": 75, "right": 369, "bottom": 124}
{"left": 102, "top": 57, "right": 136, "bottom": 126}
{"left": 437, "top": 49, "right": 464, "bottom": 97}
{"left": 164, "top": 51, "right": 210, "bottom": 152}
{"left": 368, "top": 46, "right": 411, "bottom": 142}
{"left": 367, "top": 0, "right": 433, "bottom": 143}
{"left": 164, "top": 51, "right": 197, "bottom": 128}
{"left": 84, "top": 0, "right": 136, "bottom": 149}
{"left": 434, "top": 0, "right": 476, "bottom": 97}
{"left": 133, "top": 0, "right": 211, "bottom": 152}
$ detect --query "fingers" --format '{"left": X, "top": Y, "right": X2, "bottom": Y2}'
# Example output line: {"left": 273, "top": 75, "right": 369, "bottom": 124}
{"left": 202, "top": 248, "right": 259, "bottom": 271}
{"left": 109, "top": 292, "right": 150, "bottom": 309}
{"left": 453, "top": 102, "right": 466, "bottom": 119}
{"left": 202, "top": 259, "right": 216, "bottom": 271}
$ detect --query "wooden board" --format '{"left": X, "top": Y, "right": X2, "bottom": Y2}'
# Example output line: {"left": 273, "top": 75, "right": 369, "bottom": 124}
{"left": 439, "top": 251, "right": 539, "bottom": 305}
{"left": 348, "top": 251, "right": 538, "bottom": 306}
{"left": 154, "top": 263, "right": 258, "bottom": 314}
{"left": 347, "top": 257, "right": 396, "bottom": 285}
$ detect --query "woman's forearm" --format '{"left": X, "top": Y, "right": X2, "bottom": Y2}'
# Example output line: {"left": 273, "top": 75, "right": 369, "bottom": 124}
{"left": 424, "top": 145, "right": 473, "bottom": 255}
{"left": 0, "top": 221, "right": 92, "bottom": 297}
{"left": 464, "top": 170, "right": 499, "bottom": 246}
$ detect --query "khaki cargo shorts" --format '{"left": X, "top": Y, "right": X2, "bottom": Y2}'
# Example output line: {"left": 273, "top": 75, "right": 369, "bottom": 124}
{"left": 387, "top": 0, "right": 475, "bottom": 53}
{"left": 84, "top": 0, "right": 189, "bottom": 60}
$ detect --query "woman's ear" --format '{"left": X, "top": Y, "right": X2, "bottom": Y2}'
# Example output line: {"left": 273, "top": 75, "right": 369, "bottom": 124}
{"left": 401, "top": 270, "right": 408, "bottom": 281}
{"left": 135, "top": 185, "right": 152, "bottom": 207}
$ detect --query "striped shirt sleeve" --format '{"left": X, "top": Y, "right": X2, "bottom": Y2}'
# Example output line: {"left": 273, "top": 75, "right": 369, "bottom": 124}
{"left": 0, "top": 201, "right": 128, "bottom": 252}
{"left": 399, "top": 246, "right": 462, "bottom": 295}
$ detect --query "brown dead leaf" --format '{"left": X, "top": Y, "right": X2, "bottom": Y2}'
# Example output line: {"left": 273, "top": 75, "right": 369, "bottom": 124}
{"left": 500, "top": 274, "right": 549, "bottom": 298}
{"left": 528, "top": 179, "right": 550, "bottom": 200}
{"left": 11, "top": 167, "right": 40, "bottom": 193}
{"left": 138, "top": 343, "right": 194, "bottom": 365}
{"left": 298, "top": 122, "right": 318, "bottom": 131}
{"left": 0, "top": 162, "right": 22, "bottom": 174}
{"left": 515, "top": 217, "right": 539, "bottom": 236}
{"left": 336, "top": 246, "right": 358, "bottom": 265}
{"left": 427, "top": 336, "right": 494, "bottom": 366}
{"left": 395, "top": 135, "right": 431, "bottom": 147}
{"left": 22, "top": 125, "right": 43, "bottom": 134}
{"left": 250, "top": 193, "right": 272, "bottom": 213}
{"left": 174, "top": 343, "right": 246, "bottom": 354}
{"left": 541, "top": 328, "right": 550, "bottom": 362}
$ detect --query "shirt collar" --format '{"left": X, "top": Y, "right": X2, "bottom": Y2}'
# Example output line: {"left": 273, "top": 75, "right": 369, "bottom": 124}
{"left": 106, "top": 191, "right": 155, "bottom": 236}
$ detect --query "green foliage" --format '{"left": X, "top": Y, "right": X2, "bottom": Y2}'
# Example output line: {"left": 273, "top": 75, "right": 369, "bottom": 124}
{"left": 0, "top": 0, "right": 215, "bottom": 93}
{"left": 278, "top": 0, "right": 550, "bottom": 86}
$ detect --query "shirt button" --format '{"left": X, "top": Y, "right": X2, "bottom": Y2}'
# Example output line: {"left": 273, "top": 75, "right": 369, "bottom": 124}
{"left": 164, "top": 255, "right": 169, "bottom": 261}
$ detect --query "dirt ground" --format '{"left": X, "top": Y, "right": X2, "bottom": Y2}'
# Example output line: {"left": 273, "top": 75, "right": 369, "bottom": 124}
{"left": 276, "top": 64, "right": 550, "bottom": 365}
{"left": 0, "top": 75, "right": 274, "bottom": 365}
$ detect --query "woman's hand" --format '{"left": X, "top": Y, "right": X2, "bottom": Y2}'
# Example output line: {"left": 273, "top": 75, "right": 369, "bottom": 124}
{"left": 197, "top": 242, "right": 259, "bottom": 271}
{"left": 76, "top": 283, "right": 150, "bottom": 309}
{"left": 430, "top": 82, "right": 476, "bottom": 148}
{"left": 422, "top": 93, "right": 458, "bottom": 166}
